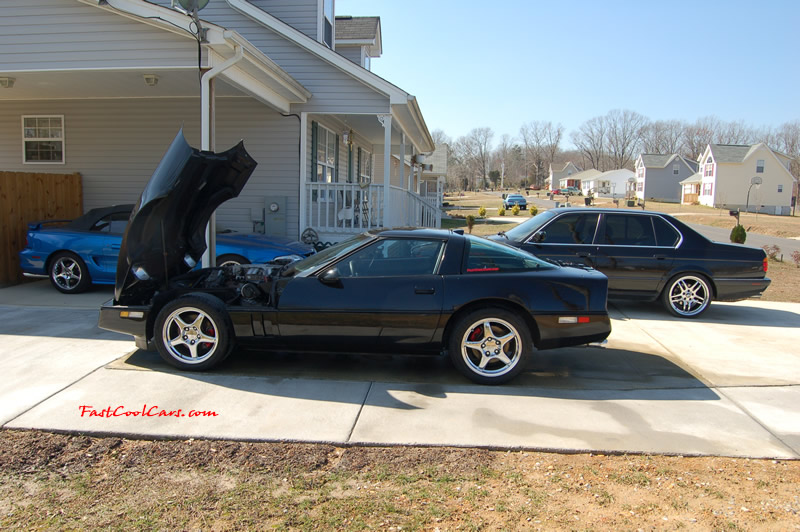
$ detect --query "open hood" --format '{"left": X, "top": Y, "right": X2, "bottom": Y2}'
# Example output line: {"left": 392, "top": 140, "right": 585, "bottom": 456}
{"left": 115, "top": 130, "right": 257, "bottom": 303}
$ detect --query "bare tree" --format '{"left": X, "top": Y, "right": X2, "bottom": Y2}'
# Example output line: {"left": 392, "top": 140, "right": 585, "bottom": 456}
{"left": 493, "top": 134, "right": 514, "bottom": 189}
{"left": 467, "top": 127, "right": 494, "bottom": 189}
{"left": 641, "top": 120, "right": 685, "bottom": 154}
{"left": 430, "top": 128, "right": 452, "bottom": 148}
{"left": 682, "top": 116, "right": 722, "bottom": 160}
{"left": 543, "top": 122, "right": 565, "bottom": 170}
{"left": 605, "top": 109, "right": 647, "bottom": 170}
{"left": 571, "top": 116, "right": 607, "bottom": 170}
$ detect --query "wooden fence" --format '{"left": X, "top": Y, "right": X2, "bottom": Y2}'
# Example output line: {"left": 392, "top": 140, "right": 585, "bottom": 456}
{"left": 0, "top": 171, "right": 83, "bottom": 285}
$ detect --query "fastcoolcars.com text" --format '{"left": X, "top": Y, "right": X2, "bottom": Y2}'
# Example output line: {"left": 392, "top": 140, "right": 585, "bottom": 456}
{"left": 78, "top": 405, "right": 218, "bottom": 418}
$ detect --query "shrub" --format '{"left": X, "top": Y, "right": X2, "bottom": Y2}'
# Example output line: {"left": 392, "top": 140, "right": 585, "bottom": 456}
{"left": 529, "top": 206, "right": 538, "bottom": 216}
{"left": 792, "top": 250, "right": 800, "bottom": 268}
{"left": 762, "top": 244, "right": 780, "bottom": 260}
{"left": 466, "top": 214, "right": 475, "bottom": 233}
{"left": 511, "top": 205, "right": 520, "bottom": 216}
{"left": 730, "top": 224, "right": 747, "bottom": 244}
{"left": 497, "top": 207, "right": 506, "bottom": 216}
{"left": 478, "top": 206, "right": 487, "bottom": 217}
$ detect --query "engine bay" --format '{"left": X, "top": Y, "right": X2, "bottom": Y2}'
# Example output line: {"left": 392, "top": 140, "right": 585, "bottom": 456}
{"left": 169, "top": 263, "right": 280, "bottom": 306}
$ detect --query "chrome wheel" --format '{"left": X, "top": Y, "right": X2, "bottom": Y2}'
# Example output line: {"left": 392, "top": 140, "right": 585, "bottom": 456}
{"left": 459, "top": 317, "right": 523, "bottom": 379}
{"left": 665, "top": 275, "right": 710, "bottom": 317}
{"left": 52, "top": 256, "right": 82, "bottom": 291}
{"left": 161, "top": 306, "right": 220, "bottom": 364}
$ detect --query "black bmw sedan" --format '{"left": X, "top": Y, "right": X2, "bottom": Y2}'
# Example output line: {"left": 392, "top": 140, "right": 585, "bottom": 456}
{"left": 491, "top": 208, "right": 771, "bottom": 318}
{"left": 99, "top": 132, "right": 611, "bottom": 385}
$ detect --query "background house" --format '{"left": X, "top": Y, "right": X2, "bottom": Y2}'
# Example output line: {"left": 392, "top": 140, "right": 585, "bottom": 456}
{"left": 634, "top": 154, "right": 699, "bottom": 202}
{"left": 0, "top": 0, "right": 437, "bottom": 259}
{"left": 558, "top": 168, "right": 600, "bottom": 191}
{"left": 580, "top": 169, "right": 634, "bottom": 197}
{"left": 420, "top": 144, "right": 447, "bottom": 206}
{"left": 697, "top": 143, "right": 796, "bottom": 215}
{"left": 547, "top": 161, "right": 580, "bottom": 190}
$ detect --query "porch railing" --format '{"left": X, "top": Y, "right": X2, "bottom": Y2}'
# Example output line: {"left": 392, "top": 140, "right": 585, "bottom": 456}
{"left": 388, "top": 186, "right": 441, "bottom": 229}
{"left": 304, "top": 182, "right": 384, "bottom": 234}
{"left": 304, "top": 182, "right": 441, "bottom": 234}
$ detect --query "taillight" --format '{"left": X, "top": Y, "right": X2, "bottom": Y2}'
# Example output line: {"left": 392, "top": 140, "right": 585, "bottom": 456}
{"left": 763, "top": 258, "right": 768, "bottom": 273}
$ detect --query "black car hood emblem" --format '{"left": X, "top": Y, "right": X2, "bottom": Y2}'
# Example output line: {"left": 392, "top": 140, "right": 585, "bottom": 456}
{"left": 115, "top": 130, "right": 257, "bottom": 303}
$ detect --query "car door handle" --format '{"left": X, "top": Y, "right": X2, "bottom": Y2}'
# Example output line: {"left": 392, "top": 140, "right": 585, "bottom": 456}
{"left": 654, "top": 254, "right": 667, "bottom": 260}
{"left": 577, "top": 252, "right": 591, "bottom": 258}
{"left": 414, "top": 287, "right": 435, "bottom": 295}
{"left": 111, "top": 245, "right": 121, "bottom": 250}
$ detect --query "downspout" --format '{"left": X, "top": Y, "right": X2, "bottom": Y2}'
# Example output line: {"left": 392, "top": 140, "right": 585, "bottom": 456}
{"left": 201, "top": 39, "right": 244, "bottom": 268}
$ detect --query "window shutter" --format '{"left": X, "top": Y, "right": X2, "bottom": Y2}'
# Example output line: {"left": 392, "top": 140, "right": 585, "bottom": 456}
{"left": 311, "top": 121, "right": 318, "bottom": 182}
{"left": 357, "top": 147, "right": 362, "bottom": 182}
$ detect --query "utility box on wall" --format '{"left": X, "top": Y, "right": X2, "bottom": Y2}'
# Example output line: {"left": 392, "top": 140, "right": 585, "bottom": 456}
{"left": 263, "top": 196, "right": 288, "bottom": 237}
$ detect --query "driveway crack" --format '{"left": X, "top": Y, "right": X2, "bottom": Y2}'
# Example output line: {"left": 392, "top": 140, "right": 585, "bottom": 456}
{"left": 346, "top": 381, "right": 373, "bottom": 442}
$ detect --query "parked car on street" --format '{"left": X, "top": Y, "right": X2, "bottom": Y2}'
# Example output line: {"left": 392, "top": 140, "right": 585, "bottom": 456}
{"left": 491, "top": 208, "right": 770, "bottom": 318}
{"left": 562, "top": 186, "right": 582, "bottom": 196}
{"left": 99, "top": 132, "right": 611, "bottom": 385}
{"left": 19, "top": 204, "right": 314, "bottom": 294}
{"left": 502, "top": 194, "right": 527, "bottom": 210}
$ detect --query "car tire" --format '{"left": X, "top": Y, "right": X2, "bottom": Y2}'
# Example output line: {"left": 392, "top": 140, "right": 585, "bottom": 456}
{"left": 48, "top": 251, "right": 92, "bottom": 294}
{"left": 154, "top": 293, "right": 235, "bottom": 371}
{"left": 662, "top": 274, "right": 712, "bottom": 318}
{"left": 448, "top": 307, "right": 532, "bottom": 385}
{"left": 217, "top": 254, "right": 248, "bottom": 267}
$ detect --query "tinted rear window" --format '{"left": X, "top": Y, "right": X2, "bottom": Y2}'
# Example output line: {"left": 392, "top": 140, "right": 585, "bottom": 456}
{"left": 653, "top": 216, "right": 681, "bottom": 247}
{"left": 601, "top": 214, "right": 656, "bottom": 246}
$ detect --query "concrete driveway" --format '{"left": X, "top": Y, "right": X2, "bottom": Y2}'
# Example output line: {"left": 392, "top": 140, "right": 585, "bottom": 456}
{"left": 1, "top": 280, "right": 799, "bottom": 459}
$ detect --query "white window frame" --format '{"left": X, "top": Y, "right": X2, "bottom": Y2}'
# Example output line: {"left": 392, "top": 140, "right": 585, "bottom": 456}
{"left": 22, "top": 115, "right": 65, "bottom": 164}
{"left": 359, "top": 148, "right": 373, "bottom": 186}
{"left": 778, "top": 184, "right": 783, "bottom": 193}
{"left": 673, "top": 163, "right": 680, "bottom": 175}
{"left": 756, "top": 159, "right": 765, "bottom": 173}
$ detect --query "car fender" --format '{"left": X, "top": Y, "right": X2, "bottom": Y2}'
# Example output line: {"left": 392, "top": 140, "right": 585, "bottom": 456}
{"left": 438, "top": 297, "right": 541, "bottom": 349}
{"left": 658, "top": 265, "right": 717, "bottom": 298}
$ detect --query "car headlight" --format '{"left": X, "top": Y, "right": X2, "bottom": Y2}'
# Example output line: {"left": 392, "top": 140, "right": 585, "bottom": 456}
{"left": 132, "top": 266, "right": 150, "bottom": 281}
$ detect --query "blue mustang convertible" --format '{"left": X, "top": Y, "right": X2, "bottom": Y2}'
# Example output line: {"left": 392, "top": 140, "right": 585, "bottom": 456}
{"left": 19, "top": 204, "right": 314, "bottom": 294}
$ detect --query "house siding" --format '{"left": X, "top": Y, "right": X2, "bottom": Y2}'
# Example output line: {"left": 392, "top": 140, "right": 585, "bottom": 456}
{"left": 165, "top": 0, "right": 389, "bottom": 114}
{"left": 336, "top": 46, "right": 363, "bottom": 66}
{"left": 0, "top": 0, "right": 200, "bottom": 71}
{"left": 703, "top": 146, "right": 795, "bottom": 214}
{"left": 0, "top": 97, "right": 300, "bottom": 236}
{"left": 640, "top": 158, "right": 697, "bottom": 203}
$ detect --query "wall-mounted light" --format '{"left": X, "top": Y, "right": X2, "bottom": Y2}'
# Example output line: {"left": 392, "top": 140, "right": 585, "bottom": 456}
{"left": 143, "top": 74, "right": 159, "bottom": 87}
{"left": 342, "top": 128, "right": 353, "bottom": 147}
{"left": 0, "top": 77, "right": 15, "bottom": 89}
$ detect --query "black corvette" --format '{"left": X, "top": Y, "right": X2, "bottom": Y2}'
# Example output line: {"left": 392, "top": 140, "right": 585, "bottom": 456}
{"left": 491, "top": 208, "right": 771, "bottom": 318}
{"left": 99, "top": 132, "right": 611, "bottom": 384}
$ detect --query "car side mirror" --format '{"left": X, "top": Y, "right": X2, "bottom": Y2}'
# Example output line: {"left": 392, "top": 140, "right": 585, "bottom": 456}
{"left": 532, "top": 231, "right": 546, "bottom": 243}
{"left": 319, "top": 267, "right": 341, "bottom": 286}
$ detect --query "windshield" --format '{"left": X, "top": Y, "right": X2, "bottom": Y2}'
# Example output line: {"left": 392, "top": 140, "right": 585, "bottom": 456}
{"left": 283, "top": 233, "right": 374, "bottom": 276}
{"left": 502, "top": 210, "right": 558, "bottom": 242}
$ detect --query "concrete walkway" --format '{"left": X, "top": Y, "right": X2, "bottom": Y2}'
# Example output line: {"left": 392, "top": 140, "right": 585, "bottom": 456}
{"left": 1, "top": 281, "right": 799, "bottom": 459}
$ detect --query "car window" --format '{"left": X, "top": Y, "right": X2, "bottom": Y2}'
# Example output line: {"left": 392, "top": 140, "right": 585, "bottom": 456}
{"left": 601, "top": 214, "right": 657, "bottom": 246}
{"left": 91, "top": 212, "right": 129, "bottom": 234}
{"left": 337, "top": 238, "right": 445, "bottom": 277}
{"left": 465, "top": 237, "right": 554, "bottom": 272}
{"left": 503, "top": 210, "right": 558, "bottom": 241}
{"left": 535, "top": 213, "right": 599, "bottom": 244}
{"left": 653, "top": 216, "right": 681, "bottom": 247}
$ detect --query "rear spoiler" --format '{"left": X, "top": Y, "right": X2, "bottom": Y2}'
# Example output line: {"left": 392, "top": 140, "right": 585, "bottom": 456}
{"left": 27, "top": 220, "right": 72, "bottom": 231}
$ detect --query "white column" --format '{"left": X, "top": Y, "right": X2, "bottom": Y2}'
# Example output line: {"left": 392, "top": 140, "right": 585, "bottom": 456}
{"left": 378, "top": 114, "right": 392, "bottom": 227}
{"left": 299, "top": 112, "right": 308, "bottom": 237}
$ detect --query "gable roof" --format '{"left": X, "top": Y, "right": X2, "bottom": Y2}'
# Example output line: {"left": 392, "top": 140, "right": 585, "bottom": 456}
{"left": 335, "top": 16, "right": 382, "bottom": 56}
{"left": 226, "top": 0, "right": 432, "bottom": 152}
{"left": 680, "top": 172, "right": 702, "bottom": 185}
{"left": 639, "top": 153, "right": 698, "bottom": 172}
{"left": 707, "top": 144, "right": 754, "bottom": 163}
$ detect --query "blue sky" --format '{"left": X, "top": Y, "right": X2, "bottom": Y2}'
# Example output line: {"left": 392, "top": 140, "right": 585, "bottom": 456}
{"left": 336, "top": 0, "right": 800, "bottom": 147}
